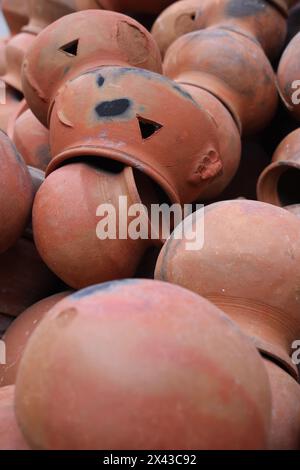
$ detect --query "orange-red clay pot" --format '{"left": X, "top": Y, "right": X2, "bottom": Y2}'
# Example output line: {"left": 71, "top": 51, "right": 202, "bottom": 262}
{"left": 22, "top": 10, "right": 162, "bottom": 127}
{"left": 257, "top": 128, "right": 300, "bottom": 207}
{"left": 163, "top": 28, "right": 278, "bottom": 135}
{"left": 278, "top": 32, "right": 300, "bottom": 121}
{"left": 152, "top": 0, "right": 286, "bottom": 60}
{"left": 15, "top": 279, "right": 271, "bottom": 450}
{"left": 12, "top": 109, "right": 51, "bottom": 171}
{"left": 24, "top": 0, "right": 76, "bottom": 35}
{"left": 0, "top": 238, "right": 63, "bottom": 318}
{"left": 0, "top": 292, "right": 71, "bottom": 387}
{"left": 264, "top": 359, "right": 300, "bottom": 450}
{"left": 155, "top": 199, "right": 300, "bottom": 378}
{"left": 48, "top": 66, "right": 221, "bottom": 204}
{"left": 0, "top": 131, "right": 33, "bottom": 254}
{"left": 0, "top": 385, "right": 29, "bottom": 450}
{"left": 2, "top": 0, "right": 29, "bottom": 35}
{"left": 33, "top": 162, "right": 162, "bottom": 289}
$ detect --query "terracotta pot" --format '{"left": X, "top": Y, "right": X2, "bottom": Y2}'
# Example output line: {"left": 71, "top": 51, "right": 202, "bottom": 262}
{"left": 0, "top": 314, "right": 13, "bottom": 338}
{"left": 155, "top": 199, "right": 300, "bottom": 378}
{"left": 15, "top": 279, "right": 271, "bottom": 450}
{"left": 0, "top": 292, "right": 71, "bottom": 387}
{"left": 24, "top": 0, "right": 76, "bottom": 35}
{"left": 48, "top": 66, "right": 221, "bottom": 204}
{"left": 96, "top": 0, "right": 174, "bottom": 14}
{"left": 0, "top": 86, "right": 23, "bottom": 133}
{"left": 0, "top": 238, "right": 63, "bottom": 318}
{"left": 22, "top": 10, "right": 162, "bottom": 127}
{"left": 152, "top": 0, "right": 286, "bottom": 60}
{"left": 163, "top": 28, "right": 278, "bottom": 135}
{"left": 2, "top": 0, "right": 29, "bottom": 35}
{"left": 33, "top": 162, "right": 163, "bottom": 289}
{"left": 179, "top": 83, "right": 241, "bottom": 199}
{"left": 12, "top": 109, "right": 51, "bottom": 171}
{"left": 0, "top": 131, "right": 33, "bottom": 254}
{"left": 263, "top": 359, "right": 300, "bottom": 450}
{"left": 0, "top": 386, "right": 29, "bottom": 450}
{"left": 257, "top": 128, "right": 300, "bottom": 207}
{"left": 278, "top": 32, "right": 300, "bottom": 121}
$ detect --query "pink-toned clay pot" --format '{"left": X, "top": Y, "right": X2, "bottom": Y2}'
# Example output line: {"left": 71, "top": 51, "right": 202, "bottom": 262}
{"left": 15, "top": 279, "right": 271, "bottom": 450}
{"left": 152, "top": 0, "right": 286, "bottom": 60}
{"left": 0, "top": 131, "right": 33, "bottom": 254}
{"left": 48, "top": 66, "right": 221, "bottom": 204}
{"left": 2, "top": 0, "right": 29, "bottom": 35}
{"left": 277, "top": 32, "right": 300, "bottom": 121}
{"left": 33, "top": 163, "right": 163, "bottom": 289}
{"left": 163, "top": 28, "right": 278, "bottom": 135}
{"left": 0, "top": 238, "right": 63, "bottom": 318}
{"left": 0, "top": 314, "right": 13, "bottom": 338}
{"left": 22, "top": 10, "right": 162, "bottom": 127}
{"left": 24, "top": 0, "right": 76, "bottom": 35}
{"left": 155, "top": 200, "right": 300, "bottom": 378}
{"left": 264, "top": 359, "right": 300, "bottom": 450}
{"left": 0, "top": 292, "right": 71, "bottom": 387}
{"left": 95, "top": 0, "right": 174, "bottom": 14}
{"left": 0, "top": 86, "right": 23, "bottom": 133}
{"left": 12, "top": 109, "right": 51, "bottom": 171}
{"left": 257, "top": 128, "right": 300, "bottom": 207}
{"left": 0, "top": 38, "right": 8, "bottom": 76}
{"left": 179, "top": 83, "right": 241, "bottom": 199}
{"left": 0, "top": 385, "right": 29, "bottom": 450}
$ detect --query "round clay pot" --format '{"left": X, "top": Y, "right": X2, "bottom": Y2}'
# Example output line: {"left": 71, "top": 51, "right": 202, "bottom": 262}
{"left": 179, "top": 83, "right": 241, "bottom": 199}
{"left": 155, "top": 199, "right": 300, "bottom": 378}
{"left": 257, "top": 128, "right": 300, "bottom": 207}
{"left": 15, "top": 279, "right": 271, "bottom": 450}
{"left": 33, "top": 162, "right": 162, "bottom": 289}
{"left": 0, "top": 292, "right": 71, "bottom": 387}
{"left": 12, "top": 109, "right": 51, "bottom": 170}
{"left": 2, "top": 0, "right": 29, "bottom": 35}
{"left": 0, "top": 314, "right": 14, "bottom": 338}
{"left": 22, "top": 10, "right": 162, "bottom": 126}
{"left": 0, "top": 238, "right": 63, "bottom": 318}
{"left": 0, "top": 86, "right": 23, "bottom": 133}
{"left": 0, "top": 385, "right": 29, "bottom": 450}
{"left": 152, "top": 0, "right": 286, "bottom": 60}
{"left": 96, "top": 0, "right": 174, "bottom": 14}
{"left": 48, "top": 66, "right": 221, "bottom": 204}
{"left": 0, "top": 131, "right": 33, "bottom": 254}
{"left": 263, "top": 359, "right": 300, "bottom": 450}
{"left": 163, "top": 28, "right": 278, "bottom": 135}
{"left": 24, "top": 0, "right": 76, "bottom": 35}
{"left": 278, "top": 32, "right": 300, "bottom": 121}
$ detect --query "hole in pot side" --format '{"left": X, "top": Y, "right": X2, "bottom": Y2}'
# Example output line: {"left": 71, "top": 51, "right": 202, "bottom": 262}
{"left": 277, "top": 167, "right": 300, "bottom": 206}
{"left": 59, "top": 39, "right": 79, "bottom": 57}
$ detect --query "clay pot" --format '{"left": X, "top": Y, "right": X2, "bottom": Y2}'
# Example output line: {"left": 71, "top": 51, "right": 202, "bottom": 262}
{"left": 155, "top": 199, "right": 300, "bottom": 378}
{"left": 0, "top": 86, "right": 23, "bottom": 133}
{"left": 24, "top": 0, "right": 76, "bottom": 35}
{"left": 95, "top": 0, "right": 174, "bottom": 14}
{"left": 48, "top": 66, "right": 221, "bottom": 204}
{"left": 264, "top": 359, "right": 300, "bottom": 450}
{"left": 12, "top": 109, "right": 51, "bottom": 171}
{"left": 152, "top": 0, "right": 286, "bottom": 60}
{"left": 163, "top": 28, "right": 278, "bottom": 135}
{"left": 179, "top": 83, "right": 241, "bottom": 199}
{"left": 33, "top": 162, "right": 163, "bottom": 289}
{"left": 2, "top": 0, "right": 29, "bottom": 35}
{"left": 0, "top": 386, "right": 29, "bottom": 450}
{"left": 278, "top": 32, "right": 300, "bottom": 121}
{"left": 0, "top": 131, "right": 33, "bottom": 254}
{"left": 15, "top": 279, "right": 271, "bottom": 450}
{"left": 257, "top": 128, "right": 300, "bottom": 207}
{"left": 22, "top": 10, "right": 162, "bottom": 127}
{"left": 0, "top": 314, "right": 13, "bottom": 338}
{"left": 0, "top": 238, "right": 63, "bottom": 318}
{"left": 0, "top": 292, "right": 71, "bottom": 387}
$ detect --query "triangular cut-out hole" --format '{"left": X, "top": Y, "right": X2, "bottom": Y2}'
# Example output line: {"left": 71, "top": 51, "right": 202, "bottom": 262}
{"left": 137, "top": 116, "right": 162, "bottom": 140}
{"left": 59, "top": 39, "right": 79, "bottom": 56}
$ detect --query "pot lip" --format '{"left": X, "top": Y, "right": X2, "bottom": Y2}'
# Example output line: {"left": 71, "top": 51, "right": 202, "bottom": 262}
{"left": 257, "top": 160, "right": 300, "bottom": 206}
{"left": 46, "top": 145, "right": 181, "bottom": 205}
{"left": 268, "top": 0, "right": 288, "bottom": 17}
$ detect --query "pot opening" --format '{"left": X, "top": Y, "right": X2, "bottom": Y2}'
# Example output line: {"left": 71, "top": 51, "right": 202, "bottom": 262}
{"left": 61, "top": 156, "right": 125, "bottom": 174}
{"left": 277, "top": 167, "right": 300, "bottom": 206}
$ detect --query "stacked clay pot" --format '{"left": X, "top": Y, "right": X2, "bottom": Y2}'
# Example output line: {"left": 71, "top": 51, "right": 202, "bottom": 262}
{"left": 257, "top": 128, "right": 300, "bottom": 211}
{"left": 14, "top": 279, "right": 272, "bottom": 450}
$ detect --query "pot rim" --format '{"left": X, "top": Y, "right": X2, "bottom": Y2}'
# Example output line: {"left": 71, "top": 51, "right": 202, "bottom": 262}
{"left": 257, "top": 160, "right": 300, "bottom": 206}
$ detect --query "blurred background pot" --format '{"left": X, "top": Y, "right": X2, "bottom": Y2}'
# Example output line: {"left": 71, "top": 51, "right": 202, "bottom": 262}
{"left": 2, "top": 0, "right": 29, "bottom": 35}
{"left": 15, "top": 279, "right": 271, "bottom": 450}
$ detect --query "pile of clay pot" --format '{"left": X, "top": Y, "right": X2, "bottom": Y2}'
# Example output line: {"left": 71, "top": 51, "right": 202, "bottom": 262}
{"left": 1, "top": 0, "right": 300, "bottom": 451}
